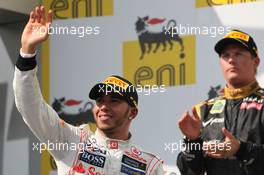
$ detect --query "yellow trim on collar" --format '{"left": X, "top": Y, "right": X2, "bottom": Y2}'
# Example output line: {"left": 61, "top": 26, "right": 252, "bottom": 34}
{"left": 224, "top": 81, "right": 259, "bottom": 99}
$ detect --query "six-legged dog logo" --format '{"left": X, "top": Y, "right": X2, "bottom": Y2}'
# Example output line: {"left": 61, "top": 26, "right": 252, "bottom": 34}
{"left": 135, "top": 16, "right": 185, "bottom": 60}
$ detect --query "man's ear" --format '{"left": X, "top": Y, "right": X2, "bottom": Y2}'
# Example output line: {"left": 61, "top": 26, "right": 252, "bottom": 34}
{"left": 129, "top": 107, "right": 138, "bottom": 120}
{"left": 255, "top": 56, "right": 260, "bottom": 67}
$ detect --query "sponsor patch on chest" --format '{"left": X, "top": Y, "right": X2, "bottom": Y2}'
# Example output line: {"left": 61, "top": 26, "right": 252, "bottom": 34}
{"left": 240, "top": 102, "right": 263, "bottom": 110}
{"left": 121, "top": 164, "right": 145, "bottom": 175}
{"left": 210, "top": 99, "right": 226, "bottom": 114}
{"left": 122, "top": 154, "right": 147, "bottom": 171}
{"left": 240, "top": 97, "right": 263, "bottom": 110}
{"left": 79, "top": 151, "right": 106, "bottom": 168}
{"left": 202, "top": 118, "right": 224, "bottom": 127}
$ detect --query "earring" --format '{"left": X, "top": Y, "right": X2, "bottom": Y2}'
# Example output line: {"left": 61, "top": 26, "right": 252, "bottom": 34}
{"left": 129, "top": 117, "right": 133, "bottom": 120}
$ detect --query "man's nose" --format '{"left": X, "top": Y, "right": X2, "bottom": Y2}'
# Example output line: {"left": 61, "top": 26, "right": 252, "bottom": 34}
{"left": 227, "top": 55, "right": 236, "bottom": 64}
{"left": 100, "top": 102, "right": 110, "bottom": 111}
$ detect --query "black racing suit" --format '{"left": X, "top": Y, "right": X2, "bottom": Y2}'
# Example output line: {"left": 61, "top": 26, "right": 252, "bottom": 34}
{"left": 177, "top": 81, "right": 264, "bottom": 175}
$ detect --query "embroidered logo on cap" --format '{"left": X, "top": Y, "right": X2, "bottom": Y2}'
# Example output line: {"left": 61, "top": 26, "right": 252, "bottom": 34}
{"left": 104, "top": 77, "right": 129, "bottom": 90}
{"left": 224, "top": 31, "right": 250, "bottom": 42}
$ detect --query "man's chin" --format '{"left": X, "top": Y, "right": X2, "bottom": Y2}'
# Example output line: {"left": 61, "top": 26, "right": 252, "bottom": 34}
{"left": 227, "top": 75, "right": 240, "bottom": 83}
{"left": 97, "top": 124, "right": 114, "bottom": 132}
{"left": 227, "top": 77, "right": 247, "bottom": 88}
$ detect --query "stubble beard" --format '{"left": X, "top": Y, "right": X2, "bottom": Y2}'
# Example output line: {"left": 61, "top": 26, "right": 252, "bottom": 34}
{"left": 96, "top": 107, "right": 131, "bottom": 134}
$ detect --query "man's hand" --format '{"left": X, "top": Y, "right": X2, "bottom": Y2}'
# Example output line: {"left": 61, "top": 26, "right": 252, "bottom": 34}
{"left": 21, "top": 6, "right": 53, "bottom": 54}
{"left": 178, "top": 107, "right": 202, "bottom": 140}
{"left": 204, "top": 128, "right": 240, "bottom": 159}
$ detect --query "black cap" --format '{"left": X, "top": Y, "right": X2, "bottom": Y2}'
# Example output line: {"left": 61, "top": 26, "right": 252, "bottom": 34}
{"left": 89, "top": 75, "right": 138, "bottom": 107}
{"left": 215, "top": 30, "right": 258, "bottom": 57}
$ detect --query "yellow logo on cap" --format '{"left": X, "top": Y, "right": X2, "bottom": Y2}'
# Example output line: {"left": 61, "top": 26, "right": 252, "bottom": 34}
{"left": 104, "top": 77, "right": 129, "bottom": 90}
{"left": 224, "top": 31, "right": 250, "bottom": 42}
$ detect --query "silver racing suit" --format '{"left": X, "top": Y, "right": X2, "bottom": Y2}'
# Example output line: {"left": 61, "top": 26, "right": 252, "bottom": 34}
{"left": 13, "top": 54, "right": 164, "bottom": 175}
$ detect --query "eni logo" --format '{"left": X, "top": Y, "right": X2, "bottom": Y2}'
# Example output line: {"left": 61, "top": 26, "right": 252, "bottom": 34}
{"left": 123, "top": 16, "right": 196, "bottom": 87}
{"left": 44, "top": 0, "right": 113, "bottom": 19}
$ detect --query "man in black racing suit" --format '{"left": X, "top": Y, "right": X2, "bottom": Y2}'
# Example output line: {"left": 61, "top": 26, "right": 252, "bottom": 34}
{"left": 177, "top": 30, "right": 264, "bottom": 175}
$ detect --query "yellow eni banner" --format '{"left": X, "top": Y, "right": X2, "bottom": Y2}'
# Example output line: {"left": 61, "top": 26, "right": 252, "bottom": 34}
{"left": 123, "top": 35, "right": 195, "bottom": 87}
{"left": 43, "top": 0, "right": 113, "bottom": 19}
{"left": 196, "top": 0, "right": 260, "bottom": 8}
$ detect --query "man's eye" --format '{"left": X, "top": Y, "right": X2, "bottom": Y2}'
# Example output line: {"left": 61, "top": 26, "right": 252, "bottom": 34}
{"left": 96, "top": 98, "right": 103, "bottom": 103}
{"left": 111, "top": 98, "right": 120, "bottom": 103}
{"left": 235, "top": 52, "right": 243, "bottom": 56}
{"left": 221, "top": 54, "right": 229, "bottom": 59}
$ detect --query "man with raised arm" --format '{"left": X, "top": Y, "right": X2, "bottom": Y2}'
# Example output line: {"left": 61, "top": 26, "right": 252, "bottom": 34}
{"left": 14, "top": 6, "right": 164, "bottom": 175}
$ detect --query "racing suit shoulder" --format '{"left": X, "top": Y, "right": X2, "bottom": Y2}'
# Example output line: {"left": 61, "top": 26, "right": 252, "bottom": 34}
{"left": 194, "top": 95, "right": 225, "bottom": 119}
{"left": 13, "top": 66, "right": 86, "bottom": 160}
{"left": 254, "top": 88, "right": 264, "bottom": 98}
{"left": 141, "top": 150, "right": 163, "bottom": 163}
{"left": 140, "top": 150, "right": 164, "bottom": 175}
{"left": 79, "top": 123, "right": 91, "bottom": 131}
{"left": 126, "top": 145, "right": 164, "bottom": 175}
{"left": 206, "top": 95, "right": 225, "bottom": 104}
{"left": 257, "top": 88, "right": 264, "bottom": 125}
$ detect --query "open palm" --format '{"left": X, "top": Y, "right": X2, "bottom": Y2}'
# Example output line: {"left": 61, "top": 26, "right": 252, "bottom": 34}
{"left": 21, "top": 6, "right": 53, "bottom": 54}
{"left": 178, "top": 108, "right": 202, "bottom": 140}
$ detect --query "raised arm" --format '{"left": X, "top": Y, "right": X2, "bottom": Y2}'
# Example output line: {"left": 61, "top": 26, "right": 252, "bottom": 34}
{"left": 13, "top": 6, "right": 81, "bottom": 159}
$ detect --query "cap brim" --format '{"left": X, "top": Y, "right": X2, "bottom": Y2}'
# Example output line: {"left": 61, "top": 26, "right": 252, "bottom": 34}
{"left": 89, "top": 83, "right": 125, "bottom": 100}
{"left": 214, "top": 38, "right": 249, "bottom": 55}
{"left": 89, "top": 83, "right": 105, "bottom": 100}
